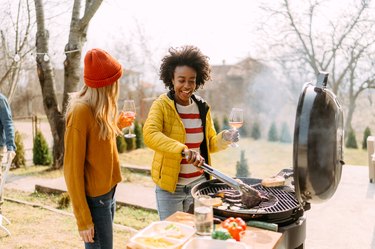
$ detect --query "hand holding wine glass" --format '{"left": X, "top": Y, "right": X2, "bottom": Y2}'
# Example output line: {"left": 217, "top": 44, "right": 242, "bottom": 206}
{"left": 228, "top": 108, "right": 243, "bottom": 148}
{"left": 122, "top": 100, "right": 136, "bottom": 138}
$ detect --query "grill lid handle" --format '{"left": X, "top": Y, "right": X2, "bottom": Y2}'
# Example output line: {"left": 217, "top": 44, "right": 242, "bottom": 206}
{"left": 316, "top": 71, "right": 328, "bottom": 88}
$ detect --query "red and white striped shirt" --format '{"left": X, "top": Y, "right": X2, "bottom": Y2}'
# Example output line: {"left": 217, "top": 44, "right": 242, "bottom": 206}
{"left": 176, "top": 101, "right": 204, "bottom": 185}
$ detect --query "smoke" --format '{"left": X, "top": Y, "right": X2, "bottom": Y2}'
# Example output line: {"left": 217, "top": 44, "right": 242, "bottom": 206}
{"left": 247, "top": 66, "right": 297, "bottom": 138}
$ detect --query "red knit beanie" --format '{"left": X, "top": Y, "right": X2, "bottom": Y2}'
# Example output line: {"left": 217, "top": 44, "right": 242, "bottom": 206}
{"left": 84, "top": 48, "right": 123, "bottom": 88}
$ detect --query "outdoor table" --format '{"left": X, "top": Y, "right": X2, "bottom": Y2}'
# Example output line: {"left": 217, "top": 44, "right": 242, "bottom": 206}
{"left": 126, "top": 211, "right": 283, "bottom": 249}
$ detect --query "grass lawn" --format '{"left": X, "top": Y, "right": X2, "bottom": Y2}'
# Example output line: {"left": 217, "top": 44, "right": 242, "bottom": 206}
{"left": 120, "top": 138, "right": 369, "bottom": 179}
{"left": 0, "top": 138, "right": 368, "bottom": 248}
{"left": 0, "top": 189, "right": 158, "bottom": 248}
{"left": 0, "top": 199, "right": 134, "bottom": 248}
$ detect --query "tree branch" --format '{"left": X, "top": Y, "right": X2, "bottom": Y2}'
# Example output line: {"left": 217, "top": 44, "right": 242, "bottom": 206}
{"left": 78, "top": 0, "right": 103, "bottom": 31}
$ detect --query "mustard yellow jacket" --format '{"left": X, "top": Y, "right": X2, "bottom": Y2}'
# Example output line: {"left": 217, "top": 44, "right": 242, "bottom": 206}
{"left": 64, "top": 103, "right": 121, "bottom": 231}
{"left": 143, "top": 92, "right": 230, "bottom": 192}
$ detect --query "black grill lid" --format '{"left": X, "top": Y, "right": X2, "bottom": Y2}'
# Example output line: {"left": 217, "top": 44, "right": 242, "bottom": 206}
{"left": 293, "top": 72, "right": 344, "bottom": 204}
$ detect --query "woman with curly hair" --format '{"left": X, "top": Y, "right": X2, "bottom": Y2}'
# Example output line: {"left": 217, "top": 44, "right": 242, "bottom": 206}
{"left": 143, "top": 45, "right": 239, "bottom": 220}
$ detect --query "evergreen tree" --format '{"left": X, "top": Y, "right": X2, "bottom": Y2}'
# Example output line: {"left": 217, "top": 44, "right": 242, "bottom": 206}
{"left": 236, "top": 150, "right": 249, "bottom": 177}
{"left": 362, "top": 127, "right": 371, "bottom": 150}
{"left": 268, "top": 122, "right": 278, "bottom": 142}
{"left": 345, "top": 128, "right": 358, "bottom": 149}
{"left": 33, "top": 131, "right": 52, "bottom": 166}
{"left": 251, "top": 121, "right": 261, "bottom": 140}
{"left": 134, "top": 120, "right": 144, "bottom": 149}
{"left": 240, "top": 124, "right": 249, "bottom": 138}
{"left": 125, "top": 137, "right": 136, "bottom": 151}
{"left": 13, "top": 130, "right": 26, "bottom": 168}
{"left": 116, "top": 135, "right": 127, "bottom": 153}
{"left": 279, "top": 122, "right": 292, "bottom": 143}
{"left": 213, "top": 116, "right": 221, "bottom": 133}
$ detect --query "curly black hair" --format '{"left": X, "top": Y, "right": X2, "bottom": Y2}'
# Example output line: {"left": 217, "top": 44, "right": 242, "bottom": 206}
{"left": 159, "top": 45, "right": 211, "bottom": 91}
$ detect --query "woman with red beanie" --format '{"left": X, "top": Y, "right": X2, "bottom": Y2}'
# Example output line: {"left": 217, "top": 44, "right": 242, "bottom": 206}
{"left": 64, "top": 48, "right": 134, "bottom": 248}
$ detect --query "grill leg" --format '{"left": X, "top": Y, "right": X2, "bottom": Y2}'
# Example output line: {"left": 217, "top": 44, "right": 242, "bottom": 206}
{"left": 278, "top": 216, "right": 306, "bottom": 249}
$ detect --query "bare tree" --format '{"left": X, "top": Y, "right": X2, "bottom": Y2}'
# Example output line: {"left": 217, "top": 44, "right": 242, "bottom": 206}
{"left": 0, "top": 0, "right": 33, "bottom": 102}
{"left": 34, "top": 0, "right": 103, "bottom": 169}
{"left": 259, "top": 0, "right": 375, "bottom": 133}
{"left": 110, "top": 22, "right": 162, "bottom": 120}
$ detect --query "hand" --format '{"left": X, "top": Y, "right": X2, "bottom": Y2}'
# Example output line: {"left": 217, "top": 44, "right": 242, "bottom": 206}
{"left": 223, "top": 129, "right": 240, "bottom": 143}
{"left": 117, "top": 111, "right": 135, "bottom": 129}
{"left": 7, "top": 151, "right": 16, "bottom": 163}
{"left": 79, "top": 227, "right": 95, "bottom": 243}
{"left": 183, "top": 149, "right": 205, "bottom": 168}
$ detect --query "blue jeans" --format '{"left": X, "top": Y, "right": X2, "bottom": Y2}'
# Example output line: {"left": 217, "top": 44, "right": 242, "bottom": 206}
{"left": 85, "top": 186, "right": 116, "bottom": 249}
{"left": 155, "top": 177, "right": 205, "bottom": 220}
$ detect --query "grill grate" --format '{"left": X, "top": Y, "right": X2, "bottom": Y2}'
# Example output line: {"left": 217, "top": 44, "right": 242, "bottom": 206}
{"left": 197, "top": 182, "right": 300, "bottom": 213}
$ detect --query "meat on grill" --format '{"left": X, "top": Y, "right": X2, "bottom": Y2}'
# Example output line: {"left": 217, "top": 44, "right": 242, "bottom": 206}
{"left": 241, "top": 189, "right": 263, "bottom": 208}
{"left": 215, "top": 187, "right": 269, "bottom": 209}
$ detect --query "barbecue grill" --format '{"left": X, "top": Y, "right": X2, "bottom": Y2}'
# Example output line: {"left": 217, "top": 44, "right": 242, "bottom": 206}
{"left": 191, "top": 72, "right": 344, "bottom": 249}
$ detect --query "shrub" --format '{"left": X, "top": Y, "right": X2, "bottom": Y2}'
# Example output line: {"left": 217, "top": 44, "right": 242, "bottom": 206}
{"left": 58, "top": 192, "right": 70, "bottom": 209}
{"left": 13, "top": 130, "right": 26, "bottom": 168}
{"left": 33, "top": 130, "right": 52, "bottom": 166}
{"left": 345, "top": 129, "right": 358, "bottom": 149}
{"left": 125, "top": 137, "right": 136, "bottom": 151}
{"left": 268, "top": 122, "right": 278, "bottom": 142}
{"left": 240, "top": 123, "right": 249, "bottom": 138}
{"left": 362, "top": 127, "right": 371, "bottom": 150}
{"left": 213, "top": 116, "right": 221, "bottom": 132}
{"left": 279, "top": 122, "right": 292, "bottom": 143}
{"left": 116, "top": 135, "right": 127, "bottom": 153}
{"left": 236, "top": 150, "right": 249, "bottom": 177}
{"left": 222, "top": 115, "right": 230, "bottom": 131}
{"left": 251, "top": 121, "right": 261, "bottom": 140}
{"left": 134, "top": 120, "right": 144, "bottom": 149}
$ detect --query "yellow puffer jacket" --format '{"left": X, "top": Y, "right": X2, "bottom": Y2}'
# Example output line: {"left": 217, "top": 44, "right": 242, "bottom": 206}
{"left": 143, "top": 92, "right": 230, "bottom": 192}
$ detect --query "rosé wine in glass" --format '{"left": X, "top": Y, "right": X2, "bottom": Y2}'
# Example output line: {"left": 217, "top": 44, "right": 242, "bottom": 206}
{"left": 229, "top": 108, "right": 243, "bottom": 148}
{"left": 122, "top": 100, "right": 136, "bottom": 138}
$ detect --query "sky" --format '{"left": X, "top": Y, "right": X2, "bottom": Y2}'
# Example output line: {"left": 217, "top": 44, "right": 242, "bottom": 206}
{"left": 85, "top": 0, "right": 265, "bottom": 66}
{"left": 80, "top": 0, "right": 359, "bottom": 82}
{"left": 2, "top": 0, "right": 362, "bottom": 82}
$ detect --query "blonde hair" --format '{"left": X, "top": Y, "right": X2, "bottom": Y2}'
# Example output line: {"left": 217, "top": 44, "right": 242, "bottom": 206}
{"left": 65, "top": 81, "right": 121, "bottom": 140}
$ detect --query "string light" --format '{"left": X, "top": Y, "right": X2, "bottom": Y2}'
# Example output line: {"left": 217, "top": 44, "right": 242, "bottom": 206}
{"left": 36, "top": 52, "right": 49, "bottom": 62}
{"left": 15, "top": 49, "right": 81, "bottom": 62}
{"left": 64, "top": 49, "right": 80, "bottom": 54}
{"left": 14, "top": 54, "right": 20, "bottom": 62}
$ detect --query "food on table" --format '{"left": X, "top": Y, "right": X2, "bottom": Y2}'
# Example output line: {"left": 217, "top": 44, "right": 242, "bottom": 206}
{"left": 211, "top": 229, "right": 233, "bottom": 240}
{"left": 221, "top": 217, "right": 247, "bottom": 241}
{"left": 134, "top": 236, "right": 175, "bottom": 248}
{"left": 159, "top": 223, "right": 185, "bottom": 239}
{"left": 246, "top": 220, "right": 279, "bottom": 232}
{"left": 130, "top": 221, "right": 196, "bottom": 249}
{"left": 261, "top": 176, "right": 285, "bottom": 187}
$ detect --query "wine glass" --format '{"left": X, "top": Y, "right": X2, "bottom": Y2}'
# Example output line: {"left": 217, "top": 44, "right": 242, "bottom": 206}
{"left": 122, "top": 100, "right": 136, "bottom": 138}
{"left": 228, "top": 108, "right": 243, "bottom": 148}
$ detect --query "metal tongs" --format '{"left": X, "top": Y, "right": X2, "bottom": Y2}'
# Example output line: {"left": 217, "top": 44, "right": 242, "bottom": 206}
{"left": 182, "top": 152, "right": 262, "bottom": 199}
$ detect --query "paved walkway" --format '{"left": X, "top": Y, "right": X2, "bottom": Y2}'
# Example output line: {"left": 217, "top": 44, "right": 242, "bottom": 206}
{"left": 4, "top": 165, "right": 375, "bottom": 249}
{"left": 5, "top": 174, "right": 157, "bottom": 211}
